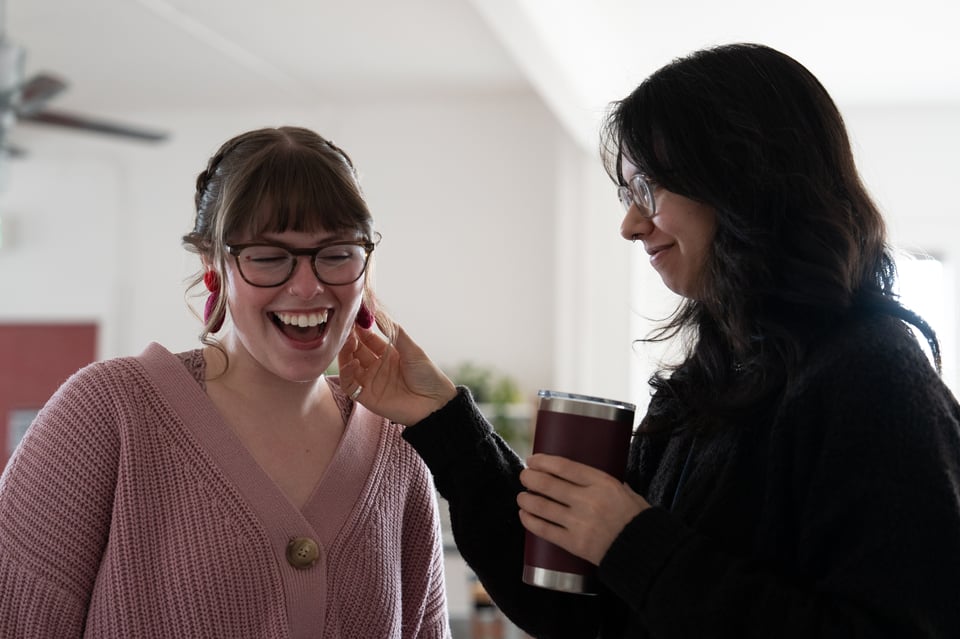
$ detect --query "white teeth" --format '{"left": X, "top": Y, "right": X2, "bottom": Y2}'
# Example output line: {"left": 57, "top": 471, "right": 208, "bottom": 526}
{"left": 275, "top": 310, "right": 328, "bottom": 327}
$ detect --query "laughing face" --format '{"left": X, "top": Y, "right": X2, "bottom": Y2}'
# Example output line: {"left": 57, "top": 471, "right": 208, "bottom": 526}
{"left": 218, "top": 229, "right": 366, "bottom": 384}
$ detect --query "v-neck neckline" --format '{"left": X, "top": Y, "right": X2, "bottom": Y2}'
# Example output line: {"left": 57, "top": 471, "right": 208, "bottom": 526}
{"left": 135, "top": 343, "right": 383, "bottom": 550}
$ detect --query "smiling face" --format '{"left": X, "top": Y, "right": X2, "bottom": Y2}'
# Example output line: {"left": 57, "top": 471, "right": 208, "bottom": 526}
{"left": 186, "top": 128, "right": 379, "bottom": 385}
{"left": 618, "top": 156, "right": 717, "bottom": 299}
{"left": 217, "top": 228, "right": 366, "bottom": 384}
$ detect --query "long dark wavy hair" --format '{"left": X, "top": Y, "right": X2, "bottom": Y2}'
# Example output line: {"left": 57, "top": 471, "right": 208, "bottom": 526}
{"left": 600, "top": 43, "right": 940, "bottom": 433}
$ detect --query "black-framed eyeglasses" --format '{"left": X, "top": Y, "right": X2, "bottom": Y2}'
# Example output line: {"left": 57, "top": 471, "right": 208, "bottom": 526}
{"left": 226, "top": 240, "right": 375, "bottom": 287}
{"left": 617, "top": 173, "right": 657, "bottom": 218}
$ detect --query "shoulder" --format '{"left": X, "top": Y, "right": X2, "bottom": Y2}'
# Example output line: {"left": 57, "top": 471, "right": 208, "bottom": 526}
{"left": 51, "top": 353, "right": 145, "bottom": 404}
{"left": 782, "top": 313, "right": 959, "bottom": 453}
{"left": 363, "top": 409, "right": 436, "bottom": 490}
{"left": 41, "top": 343, "right": 204, "bottom": 423}
{"left": 172, "top": 347, "right": 207, "bottom": 385}
{"left": 802, "top": 313, "right": 940, "bottom": 392}
{"left": 9, "top": 357, "right": 141, "bottom": 485}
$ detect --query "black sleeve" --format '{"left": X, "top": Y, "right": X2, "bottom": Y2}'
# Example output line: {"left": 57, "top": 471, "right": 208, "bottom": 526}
{"left": 403, "top": 387, "right": 608, "bottom": 638}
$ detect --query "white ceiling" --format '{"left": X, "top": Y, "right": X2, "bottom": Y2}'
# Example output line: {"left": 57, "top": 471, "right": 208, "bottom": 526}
{"left": 6, "top": 0, "right": 960, "bottom": 149}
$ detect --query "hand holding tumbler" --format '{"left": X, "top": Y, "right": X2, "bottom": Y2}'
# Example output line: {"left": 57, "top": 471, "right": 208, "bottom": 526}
{"left": 522, "top": 390, "right": 635, "bottom": 594}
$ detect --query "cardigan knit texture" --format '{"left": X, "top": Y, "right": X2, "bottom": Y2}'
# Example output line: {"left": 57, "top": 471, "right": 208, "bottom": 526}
{"left": 0, "top": 343, "right": 449, "bottom": 639}
{"left": 403, "top": 313, "right": 960, "bottom": 638}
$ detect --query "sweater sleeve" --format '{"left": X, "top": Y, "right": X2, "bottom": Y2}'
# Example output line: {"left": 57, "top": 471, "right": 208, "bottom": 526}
{"left": 598, "top": 320, "right": 960, "bottom": 638}
{"left": 403, "top": 388, "right": 606, "bottom": 639}
{"left": 0, "top": 361, "right": 122, "bottom": 637}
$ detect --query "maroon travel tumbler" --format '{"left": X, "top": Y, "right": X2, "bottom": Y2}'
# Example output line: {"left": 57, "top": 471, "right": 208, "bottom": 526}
{"left": 522, "top": 390, "right": 635, "bottom": 594}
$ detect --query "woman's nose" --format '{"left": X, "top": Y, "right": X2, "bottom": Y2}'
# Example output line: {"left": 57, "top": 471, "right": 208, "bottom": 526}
{"left": 620, "top": 207, "right": 653, "bottom": 242}
{"left": 286, "top": 256, "right": 324, "bottom": 296}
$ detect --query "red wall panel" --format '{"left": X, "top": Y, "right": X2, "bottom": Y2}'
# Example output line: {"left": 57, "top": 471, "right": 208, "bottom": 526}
{"left": 0, "top": 323, "right": 97, "bottom": 465}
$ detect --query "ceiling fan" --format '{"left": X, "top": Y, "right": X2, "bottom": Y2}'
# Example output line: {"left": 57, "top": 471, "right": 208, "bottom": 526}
{"left": 0, "top": 0, "right": 168, "bottom": 157}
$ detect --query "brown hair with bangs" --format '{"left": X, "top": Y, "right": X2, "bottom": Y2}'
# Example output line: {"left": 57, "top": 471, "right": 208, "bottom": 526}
{"left": 183, "top": 126, "right": 384, "bottom": 346}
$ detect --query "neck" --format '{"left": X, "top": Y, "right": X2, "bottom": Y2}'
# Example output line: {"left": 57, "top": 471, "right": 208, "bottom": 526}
{"left": 203, "top": 342, "right": 330, "bottom": 418}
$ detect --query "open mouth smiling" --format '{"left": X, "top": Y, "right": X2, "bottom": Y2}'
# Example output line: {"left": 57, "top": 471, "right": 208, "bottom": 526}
{"left": 272, "top": 310, "right": 329, "bottom": 328}
{"left": 270, "top": 309, "right": 330, "bottom": 343}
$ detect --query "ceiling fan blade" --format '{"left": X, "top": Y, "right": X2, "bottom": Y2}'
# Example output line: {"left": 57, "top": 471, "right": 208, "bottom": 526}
{"left": 2, "top": 143, "right": 28, "bottom": 158}
{"left": 17, "top": 72, "right": 68, "bottom": 115}
{"left": 18, "top": 108, "right": 169, "bottom": 142}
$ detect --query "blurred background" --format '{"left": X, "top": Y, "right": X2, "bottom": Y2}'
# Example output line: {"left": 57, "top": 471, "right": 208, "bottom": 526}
{"left": 1, "top": 1, "right": 957, "bottom": 635}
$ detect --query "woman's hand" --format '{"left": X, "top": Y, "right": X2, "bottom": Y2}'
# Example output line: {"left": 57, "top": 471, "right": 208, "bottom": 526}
{"left": 337, "top": 323, "right": 458, "bottom": 426}
{"left": 517, "top": 454, "right": 651, "bottom": 565}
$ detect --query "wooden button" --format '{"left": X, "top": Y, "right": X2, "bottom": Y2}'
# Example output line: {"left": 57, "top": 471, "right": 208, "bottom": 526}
{"left": 286, "top": 537, "right": 320, "bottom": 569}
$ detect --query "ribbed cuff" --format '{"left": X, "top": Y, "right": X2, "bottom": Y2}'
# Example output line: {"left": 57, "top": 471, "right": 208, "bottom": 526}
{"left": 598, "top": 507, "right": 693, "bottom": 606}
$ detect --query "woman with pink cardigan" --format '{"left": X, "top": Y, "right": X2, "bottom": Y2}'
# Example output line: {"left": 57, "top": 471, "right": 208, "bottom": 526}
{"left": 0, "top": 126, "right": 450, "bottom": 638}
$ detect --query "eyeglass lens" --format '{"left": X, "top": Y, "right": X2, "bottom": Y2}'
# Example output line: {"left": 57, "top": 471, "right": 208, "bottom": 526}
{"left": 617, "top": 174, "right": 656, "bottom": 217}
{"left": 236, "top": 243, "right": 369, "bottom": 286}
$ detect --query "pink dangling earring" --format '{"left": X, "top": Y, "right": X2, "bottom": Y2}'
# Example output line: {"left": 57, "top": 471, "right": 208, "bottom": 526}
{"left": 203, "top": 270, "right": 225, "bottom": 333}
{"left": 355, "top": 301, "right": 375, "bottom": 330}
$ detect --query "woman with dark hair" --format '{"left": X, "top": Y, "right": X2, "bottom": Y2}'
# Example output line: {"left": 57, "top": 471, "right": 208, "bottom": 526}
{"left": 339, "top": 44, "right": 960, "bottom": 637}
{"left": 0, "top": 127, "right": 449, "bottom": 638}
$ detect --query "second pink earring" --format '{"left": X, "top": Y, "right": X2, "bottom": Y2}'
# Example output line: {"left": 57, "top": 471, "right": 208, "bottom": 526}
{"left": 355, "top": 302, "right": 374, "bottom": 329}
{"left": 203, "top": 270, "right": 225, "bottom": 333}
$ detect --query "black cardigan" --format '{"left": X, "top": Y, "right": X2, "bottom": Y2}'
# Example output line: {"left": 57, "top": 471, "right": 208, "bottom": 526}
{"left": 403, "top": 313, "right": 960, "bottom": 638}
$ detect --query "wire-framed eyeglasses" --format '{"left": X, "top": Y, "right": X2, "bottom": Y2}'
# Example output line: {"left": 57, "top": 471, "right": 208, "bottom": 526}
{"left": 226, "top": 240, "right": 375, "bottom": 287}
{"left": 617, "top": 173, "right": 657, "bottom": 218}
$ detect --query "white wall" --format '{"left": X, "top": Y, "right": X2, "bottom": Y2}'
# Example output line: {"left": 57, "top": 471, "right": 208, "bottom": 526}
{"left": 847, "top": 105, "right": 960, "bottom": 393}
{"left": 1, "top": 97, "right": 957, "bottom": 411}
{"left": 0, "top": 93, "right": 600, "bottom": 401}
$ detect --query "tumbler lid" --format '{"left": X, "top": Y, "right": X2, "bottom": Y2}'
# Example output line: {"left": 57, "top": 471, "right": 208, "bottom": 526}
{"left": 537, "top": 390, "right": 635, "bottom": 423}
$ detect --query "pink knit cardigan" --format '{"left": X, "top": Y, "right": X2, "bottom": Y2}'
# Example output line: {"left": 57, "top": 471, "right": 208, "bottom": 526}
{"left": 0, "top": 343, "right": 450, "bottom": 638}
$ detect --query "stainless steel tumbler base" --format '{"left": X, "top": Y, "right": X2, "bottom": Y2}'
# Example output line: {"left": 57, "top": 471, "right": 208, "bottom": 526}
{"left": 522, "top": 565, "right": 597, "bottom": 595}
